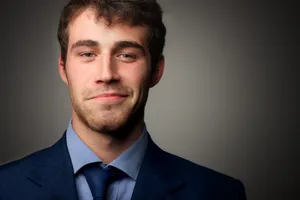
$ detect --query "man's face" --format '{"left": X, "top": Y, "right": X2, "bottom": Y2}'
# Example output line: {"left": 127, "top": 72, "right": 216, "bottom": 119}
{"left": 59, "top": 9, "right": 163, "bottom": 134}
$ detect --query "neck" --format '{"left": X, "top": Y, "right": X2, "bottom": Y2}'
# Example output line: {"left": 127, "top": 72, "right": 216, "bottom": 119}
{"left": 71, "top": 114, "right": 144, "bottom": 164}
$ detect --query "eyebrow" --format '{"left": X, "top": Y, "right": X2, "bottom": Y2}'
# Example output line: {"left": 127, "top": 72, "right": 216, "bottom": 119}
{"left": 70, "top": 39, "right": 146, "bottom": 55}
{"left": 114, "top": 41, "right": 146, "bottom": 55}
{"left": 71, "top": 40, "right": 99, "bottom": 51}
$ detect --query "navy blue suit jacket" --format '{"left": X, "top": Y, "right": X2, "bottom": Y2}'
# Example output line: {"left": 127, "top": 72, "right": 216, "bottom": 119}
{"left": 0, "top": 133, "right": 246, "bottom": 200}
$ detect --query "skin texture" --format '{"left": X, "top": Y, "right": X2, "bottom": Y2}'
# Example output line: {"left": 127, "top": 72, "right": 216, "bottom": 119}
{"left": 58, "top": 8, "right": 164, "bottom": 163}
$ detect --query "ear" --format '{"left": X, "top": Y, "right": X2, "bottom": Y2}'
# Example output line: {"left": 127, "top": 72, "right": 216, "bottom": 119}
{"left": 58, "top": 54, "right": 69, "bottom": 86}
{"left": 150, "top": 55, "right": 165, "bottom": 88}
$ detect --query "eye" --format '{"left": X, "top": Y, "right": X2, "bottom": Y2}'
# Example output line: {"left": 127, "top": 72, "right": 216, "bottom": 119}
{"left": 118, "top": 53, "right": 136, "bottom": 59}
{"left": 80, "top": 52, "right": 96, "bottom": 58}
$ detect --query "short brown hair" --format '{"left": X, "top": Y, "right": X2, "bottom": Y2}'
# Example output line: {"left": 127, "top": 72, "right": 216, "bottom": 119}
{"left": 57, "top": 0, "right": 166, "bottom": 70}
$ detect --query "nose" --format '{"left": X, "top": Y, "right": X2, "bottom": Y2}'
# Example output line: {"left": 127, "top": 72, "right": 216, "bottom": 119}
{"left": 95, "top": 53, "right": 120, "bottom": 84}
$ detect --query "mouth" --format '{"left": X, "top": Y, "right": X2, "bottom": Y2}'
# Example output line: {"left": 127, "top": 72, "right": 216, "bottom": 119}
{"left": 89, "top": 93, "right": 128, "bottom": 102}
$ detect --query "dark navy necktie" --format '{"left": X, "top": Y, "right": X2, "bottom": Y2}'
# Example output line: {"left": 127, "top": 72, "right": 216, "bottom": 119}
{"left": 83, "top": 163, "right": 125, "bottom": 200}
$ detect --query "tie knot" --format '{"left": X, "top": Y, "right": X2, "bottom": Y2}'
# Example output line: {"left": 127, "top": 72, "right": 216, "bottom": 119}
{"left": 83, "top": 163, "right": 125, "bottom": 199}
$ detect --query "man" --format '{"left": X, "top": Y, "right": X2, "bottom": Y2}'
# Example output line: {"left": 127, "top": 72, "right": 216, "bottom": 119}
{"left": 0, "top": 0, "right": 246, "bottom": 199}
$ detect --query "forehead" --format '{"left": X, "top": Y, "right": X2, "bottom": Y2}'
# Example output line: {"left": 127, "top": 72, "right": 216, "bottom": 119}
{"left": 67, "top": 9, "right": 149, "bottom": 47}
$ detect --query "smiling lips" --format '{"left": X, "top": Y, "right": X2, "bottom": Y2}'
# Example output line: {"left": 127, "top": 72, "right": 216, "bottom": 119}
{"left": 90, "top": 93, "right": 128, "bottom": 101}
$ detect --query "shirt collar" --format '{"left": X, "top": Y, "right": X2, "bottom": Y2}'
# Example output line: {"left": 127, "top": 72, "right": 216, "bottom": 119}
{"left": 66, "top": 120, "right": 148, "bottom": 180}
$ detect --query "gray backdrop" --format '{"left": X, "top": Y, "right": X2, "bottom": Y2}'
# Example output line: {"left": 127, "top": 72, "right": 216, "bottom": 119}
{"left": 1, "top": 1, "right": 299, "bottom": 200}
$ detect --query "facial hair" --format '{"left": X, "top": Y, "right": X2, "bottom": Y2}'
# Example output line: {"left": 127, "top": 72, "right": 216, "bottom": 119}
{"left": 69, "top": 82, "right": 149, "bottom": 139}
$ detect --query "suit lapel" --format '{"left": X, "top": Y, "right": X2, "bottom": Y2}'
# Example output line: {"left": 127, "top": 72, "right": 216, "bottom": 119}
{"left": 131, "top": 134, "right": 185, "bottom": 200}
{"left": 26, "top": 133, "right": 79, "bottom": 200}
{"left": 24, "top": 132, "right": 185, "bottom": 200}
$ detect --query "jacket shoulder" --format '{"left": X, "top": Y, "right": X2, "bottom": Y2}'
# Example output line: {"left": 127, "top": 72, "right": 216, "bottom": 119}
{"left": 0, "top": 146, "right": 59, "bottom": 200}
{"left": 159, "top": 150, "right": 246, "bottom": 199}
{"left": 0, "top": 133, "right": 66, "bottom": 176}
{"left": 0, "top": 147, "right": 54, "bottom": 180}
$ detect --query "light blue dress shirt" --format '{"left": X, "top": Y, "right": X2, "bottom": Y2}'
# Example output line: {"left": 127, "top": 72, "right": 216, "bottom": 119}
{"left": 66, "top": 120, "right": 148, "bottom": 200}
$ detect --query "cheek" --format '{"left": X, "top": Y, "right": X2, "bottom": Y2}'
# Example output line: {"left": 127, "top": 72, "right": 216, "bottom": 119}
{"left": 66, "top": 63, "right": 89, "bottom": 97}
{"left": 120, "top": 64, "right": 150, "bottom": 91}
{"left": 120, "top": 66, "right": 151, "bottom": 107}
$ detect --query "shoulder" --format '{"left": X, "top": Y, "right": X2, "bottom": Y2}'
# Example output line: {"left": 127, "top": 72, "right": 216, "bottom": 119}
{"left": 0, "top": 133, "right": 66, "bottom": 177}
{"left": 0, "top": 137, "right": 62, "bottom": 186}
{"left": 158, "top": 149, "right": 246, "bottom": 199}
{"left": 0, "top": 146, "right": 57, "bottom": 198}
{"left": 162, "top": 150, "right": 234, "bottom": 181}
{"left": 0, "top": 146, "right": 52, "bottom": 177}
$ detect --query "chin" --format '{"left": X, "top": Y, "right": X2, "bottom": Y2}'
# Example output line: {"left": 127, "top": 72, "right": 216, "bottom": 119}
{"left": 90, "top": 118, "right": 125, "bottom": 132}
{"left": 85, "top": 112, "right": 134, "bottom": 136}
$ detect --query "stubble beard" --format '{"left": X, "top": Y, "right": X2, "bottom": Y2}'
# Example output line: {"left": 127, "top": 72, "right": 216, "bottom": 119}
{"left": 70, "top": 89, "right": 148, "bottom": 139}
